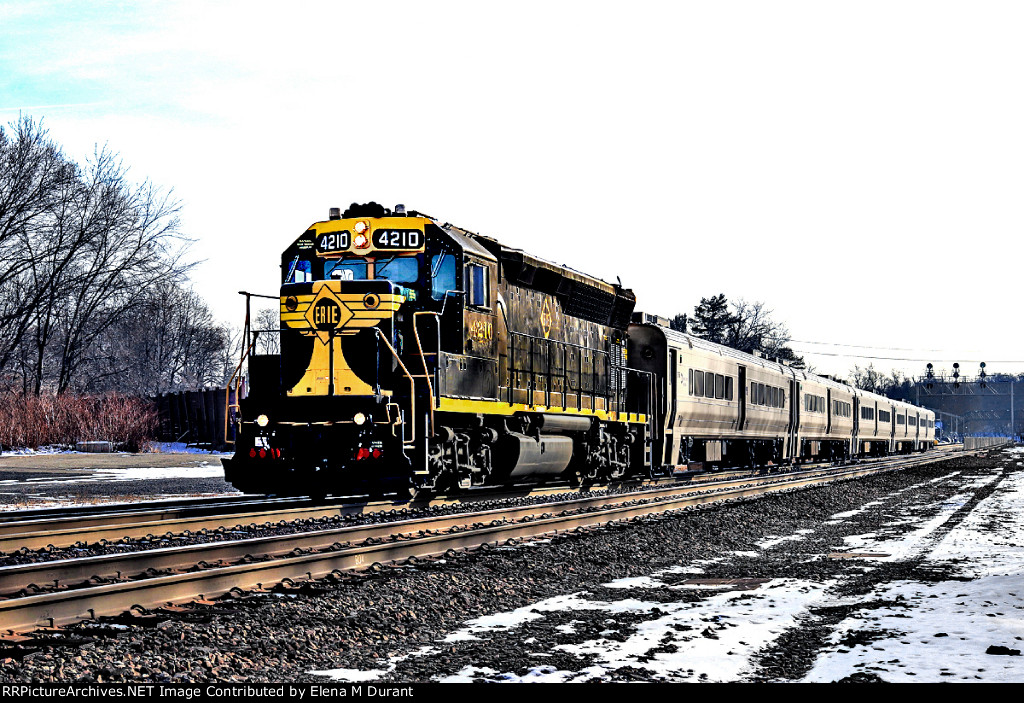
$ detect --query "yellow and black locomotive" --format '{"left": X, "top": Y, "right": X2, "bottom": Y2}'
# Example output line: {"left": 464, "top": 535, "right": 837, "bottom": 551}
{"left": 223, "top": 203, "right": 653, "bottom": 497}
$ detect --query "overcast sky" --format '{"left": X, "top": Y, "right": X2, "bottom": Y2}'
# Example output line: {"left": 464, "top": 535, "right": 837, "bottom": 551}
{"left": 2, "top": 1, "right": 1021, "bottom": 381}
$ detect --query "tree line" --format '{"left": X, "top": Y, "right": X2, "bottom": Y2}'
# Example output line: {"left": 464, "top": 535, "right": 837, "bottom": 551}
{"left": 0, "top": 116, "right": 236, "bottom": 399}
{"left": 669, "top": 293, "right": 806, "bottom": 368}
{"left": 670, "top": 295, "right": 989, "bottom": 400}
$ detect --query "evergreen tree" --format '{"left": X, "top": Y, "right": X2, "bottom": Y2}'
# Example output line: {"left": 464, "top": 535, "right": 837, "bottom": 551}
{"left": 690, "top": 294, "right": 735, "bottom": 345}
{"left": 669, "top": 313, "right": 688, "bottom": 333}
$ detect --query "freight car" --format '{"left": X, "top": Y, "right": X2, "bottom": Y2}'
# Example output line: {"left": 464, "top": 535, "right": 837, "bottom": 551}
{"left": 222, "top": 204, "right": 934, "bottom": 497}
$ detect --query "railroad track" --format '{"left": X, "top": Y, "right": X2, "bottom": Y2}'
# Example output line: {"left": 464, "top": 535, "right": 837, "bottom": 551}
{"left": 0, "top": 444, "right": 964, "bottom": 551}
{"left": 0, "top": 445, "right": 978, "bottom": 637}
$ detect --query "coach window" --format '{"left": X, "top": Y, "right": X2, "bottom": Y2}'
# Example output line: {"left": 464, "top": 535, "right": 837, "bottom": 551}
{"left": 694, "top": 371, "right": 704, "bottom": 397}
{"left": 706, "top": 374, "right": 716, "bottom": 398}
{"left": 715, "top": 374, "right": 725, "bottom": 399}
{"left": 726, "top": 376, "right": 734, "bottom": 401}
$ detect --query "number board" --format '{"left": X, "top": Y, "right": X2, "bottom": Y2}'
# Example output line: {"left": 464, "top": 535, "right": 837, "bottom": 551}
{"left": 373, "top": 229, "right": 423, "bottom": 250}
{"left": 315, "top": 231, "right": 350, "bottom": 254}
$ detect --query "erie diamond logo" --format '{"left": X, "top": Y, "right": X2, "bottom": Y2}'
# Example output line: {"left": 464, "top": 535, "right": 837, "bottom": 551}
{"left": 304, "top": 286, "right": 354, "bottom": 333}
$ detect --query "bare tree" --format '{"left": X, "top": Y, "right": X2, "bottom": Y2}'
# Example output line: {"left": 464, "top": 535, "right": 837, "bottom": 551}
{"left": 0, "top": 116, "right": 205, "bottom": 395}
{"left": 50, "top": 147, "right": 192, "bottom": 393}
{"left": 253, "top": 307, "right": 280, "bottom": 355}
{"left": 850, "top": 364, "right": 887, "bottom": 393}
{"left": 726, "top": 298, "right": 805, "bottom": 367}
{"left": 82, "top": 281, "right": 230, "bottom": 395}
{"left": 0, "top": 117, "right": 78, "bottom": 375}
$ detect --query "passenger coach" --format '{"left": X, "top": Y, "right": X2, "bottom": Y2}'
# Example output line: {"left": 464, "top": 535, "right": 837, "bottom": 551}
{"left": 626, "top": 315, "right": 935, "bottom": 474}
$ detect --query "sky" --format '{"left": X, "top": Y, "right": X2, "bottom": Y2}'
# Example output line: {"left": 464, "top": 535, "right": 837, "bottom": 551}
{"left": 1, "top": 1, "right": 1022, "bottom": 381}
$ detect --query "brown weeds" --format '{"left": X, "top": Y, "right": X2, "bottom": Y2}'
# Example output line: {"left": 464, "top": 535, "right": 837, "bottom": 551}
{"left": 0, "top": 391, "right": 157, "bottom": 452}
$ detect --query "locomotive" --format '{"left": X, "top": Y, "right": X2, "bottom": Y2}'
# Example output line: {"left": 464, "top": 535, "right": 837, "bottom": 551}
{"left": 222, "top": 203, "right": 934, "bottom": 497}
{"left": 223, "top": 203, "right": 653, "bottom": 497}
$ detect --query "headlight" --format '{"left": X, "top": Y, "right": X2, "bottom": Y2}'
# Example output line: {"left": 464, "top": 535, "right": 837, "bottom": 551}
{"left": 256, "top": 414, "right": 269, "bottom": 427}
{"left": 353, "top": 412, "right": 367, "bottom": 426}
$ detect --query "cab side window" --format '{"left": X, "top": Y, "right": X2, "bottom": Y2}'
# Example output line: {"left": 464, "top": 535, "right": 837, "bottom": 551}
{"left": 465, "top": 262, "right": 490, "bottom": 308}
{"left": 430, "top": 253, "right": 457, "bottom": 300}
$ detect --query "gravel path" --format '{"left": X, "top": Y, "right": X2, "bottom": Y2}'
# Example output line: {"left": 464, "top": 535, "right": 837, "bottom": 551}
{"left": 0, "top": 450, "right": 1017, "bottom": 683}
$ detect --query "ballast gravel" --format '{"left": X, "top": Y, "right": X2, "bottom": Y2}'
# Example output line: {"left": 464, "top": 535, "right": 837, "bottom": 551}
{"left": 0, "top": 451, "right": 1015, "bottom": 683}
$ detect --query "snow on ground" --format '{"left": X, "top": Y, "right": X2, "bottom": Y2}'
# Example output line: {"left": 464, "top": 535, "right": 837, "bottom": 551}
{"left": 0, "top": 442, "right": 236, "bottom": 510}
{"left": 3, "top": 442, "right": 229, "bottom": 457}
{"left": 311, "top": 449, "right": 1024, "bottom": 683}
{"left": 0, "top": 464, "right": 226, "bottom": 485}
{"left": 443, "top": 580, "right": 835, "bottom": 683}
{"left": 803, "top": 455, "right": 1024, "bottom": 682}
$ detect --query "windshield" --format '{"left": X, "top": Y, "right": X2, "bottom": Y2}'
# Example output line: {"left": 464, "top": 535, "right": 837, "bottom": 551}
{"left": 325, "top": 260, "right": 368, "bottom": 280}
{"left": 374, "top": 255, "right": 419, "bottom": 283}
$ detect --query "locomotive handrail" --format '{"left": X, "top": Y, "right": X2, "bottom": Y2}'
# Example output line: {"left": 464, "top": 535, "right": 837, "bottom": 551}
{"left": 506, "top": 330, "right": 644, "bottom": 419}
{"left": 373, "top": 327, "right": 418, "bottom": 446}
{"left": 223, "top": 291, "right": 278, "bottom": 445}
{"left": 412, "top": 310, "right": 440, "bottom": 434}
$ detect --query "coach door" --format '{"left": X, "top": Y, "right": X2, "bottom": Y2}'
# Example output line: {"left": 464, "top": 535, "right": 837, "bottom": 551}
{"left": 826, "top": 389, "right": 833, "bottom": 434}
{"left": 737, "top": 366, "right": 747, "bottom": 431}
{"left": 787, "top": 380, "right": 800, "bottom": 460}
{"left": 667, "top": 349, "right": 680, "bottom": 465}
{"left": 890, "top": 403, "right": 897, "bottom": 452}
{"left": 852, "top": 396, "right": 860, "bottom": 450}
